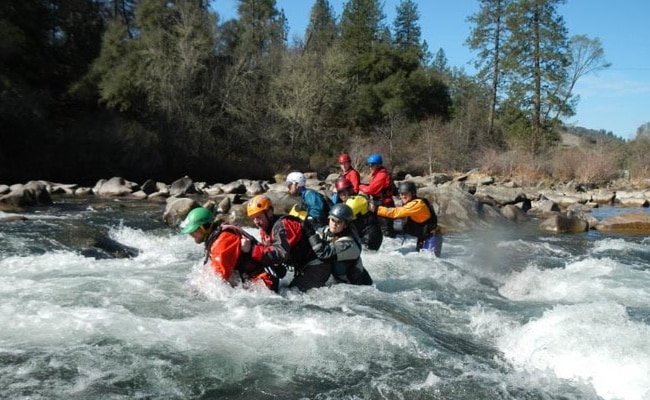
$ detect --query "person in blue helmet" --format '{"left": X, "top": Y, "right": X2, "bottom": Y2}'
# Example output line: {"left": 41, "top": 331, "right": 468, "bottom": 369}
{"left": 359, "top": 154, "right": 396, "bottom": 238}
{"left": 286, "top": 171, "right": 331, "bottom": 228}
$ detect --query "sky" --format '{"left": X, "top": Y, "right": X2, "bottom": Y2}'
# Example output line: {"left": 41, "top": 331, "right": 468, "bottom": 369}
{"left": 213, "top": 0, "right": 650, "bottom": 140}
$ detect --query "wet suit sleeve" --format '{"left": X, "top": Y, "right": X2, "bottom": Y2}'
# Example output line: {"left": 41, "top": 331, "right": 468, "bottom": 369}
{"left": 250, "top": 219, "right": 302, "bottom": 265}
{"left": 308, "top": 228, "right": 360, "bottom": 263}
{"left": 302, "top": 189, "right": 326, "bottom": 221}
{"left": 376, "top": 199, "right": 431, "bottom": 223}
{"left": 359, "top": 169, "right": 388, "bottom": 197}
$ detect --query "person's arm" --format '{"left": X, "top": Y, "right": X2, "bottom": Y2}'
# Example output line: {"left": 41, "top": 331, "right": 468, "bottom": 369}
{"left": 359, "top": 170, "right": 386, "bottom": 197}
{"left": 308, "top": 229, "right": 359, "bottom": 263}
{"left": 376, "top": 199, "right": 430, "bottom": 221}
{"left": 250, "top": 220, "right": 296, "bottom": 264}
{"left": 303, "top": 190, "right": 326, "bottom": 221}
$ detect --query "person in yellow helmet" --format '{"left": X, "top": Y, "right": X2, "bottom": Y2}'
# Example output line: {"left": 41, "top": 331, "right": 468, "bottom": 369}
{"left": 369, "top": 182, "right": 442, "bottom": 256}
{"left": 340, "top": 186, "right": 383, "bottom": 251}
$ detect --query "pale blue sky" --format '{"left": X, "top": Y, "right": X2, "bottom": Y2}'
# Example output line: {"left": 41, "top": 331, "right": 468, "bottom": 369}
{"left": 213, "top": 0, "right": 650, "bottom": 140}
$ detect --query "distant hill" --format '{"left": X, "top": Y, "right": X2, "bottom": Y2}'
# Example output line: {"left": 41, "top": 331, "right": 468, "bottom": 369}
{"left": 560, "top": 125, "right": 626, "bottom": 147}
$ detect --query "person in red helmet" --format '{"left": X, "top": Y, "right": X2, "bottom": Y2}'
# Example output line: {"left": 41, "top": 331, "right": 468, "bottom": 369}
{"left": 333, "top": 153, "right": 360, "bottom": 203}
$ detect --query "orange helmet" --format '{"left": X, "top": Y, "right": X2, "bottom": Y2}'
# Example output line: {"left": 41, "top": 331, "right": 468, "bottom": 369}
{"left": 337, "top": 153, "right": 351, "bottom": 164}
{"left": 246, "top": 195, "right": 272, "bottom": 217}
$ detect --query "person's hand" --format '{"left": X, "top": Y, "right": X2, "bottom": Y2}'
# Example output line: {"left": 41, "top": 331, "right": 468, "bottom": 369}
{"left": 301, "top": 218, "right": 315, "bottom": 236}
{"left": 240, "top": 237, "right": 251, "bottom": 253}
{"left": 368, "top": 202, "right": 377, "bottom": 213}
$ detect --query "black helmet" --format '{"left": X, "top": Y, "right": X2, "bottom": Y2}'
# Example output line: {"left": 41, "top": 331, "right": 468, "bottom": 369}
{"left": 329, "top": 203, "right": 353, "bottom": 222}
{"left": 398, "top": 181, "right": 417, "bottom": 195}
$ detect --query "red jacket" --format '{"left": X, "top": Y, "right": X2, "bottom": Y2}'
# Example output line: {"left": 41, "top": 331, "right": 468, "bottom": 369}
{"left": 340, "top": 168, "right": 361, "bottom": 194}
{"left": 359, "top": 166, "right": 395, "bottom": 206}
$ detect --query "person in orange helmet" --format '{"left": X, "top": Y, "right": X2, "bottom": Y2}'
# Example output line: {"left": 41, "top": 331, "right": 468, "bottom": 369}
{"left": 241, "top": 195, "right": 332, "bottom": 292}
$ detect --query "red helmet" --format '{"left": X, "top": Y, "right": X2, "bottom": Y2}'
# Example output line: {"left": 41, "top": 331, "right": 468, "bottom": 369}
{"left": 335, "top": 178, "right": 353, "bottom": 191}
{"left": 337, "top": 153, "right": 351, "bottom": 164}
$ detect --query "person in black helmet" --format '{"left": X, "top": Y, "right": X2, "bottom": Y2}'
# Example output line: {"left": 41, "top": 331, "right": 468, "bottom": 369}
{"left": 369, "top": 181, "right": 443, "bottom": 256}
{"left": 302, "top": 203, "right": 373, "bottom": 285}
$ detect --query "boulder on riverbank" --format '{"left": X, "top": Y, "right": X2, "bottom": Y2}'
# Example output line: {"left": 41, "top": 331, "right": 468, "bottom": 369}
{"left": 595, "top": 213, "right": 650, "bottom": 234}
{"left": 2, "top": 173, "right": 650, "bottom": 235}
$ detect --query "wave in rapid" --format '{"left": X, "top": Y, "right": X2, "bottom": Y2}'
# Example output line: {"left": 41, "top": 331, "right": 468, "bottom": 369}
{"left": 1, "top": 221, "right": 649, "bottom": 399}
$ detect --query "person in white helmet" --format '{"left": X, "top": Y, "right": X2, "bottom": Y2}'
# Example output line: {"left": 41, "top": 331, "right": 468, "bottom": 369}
{"left": 286, "top": 171, "right": 330, "bottom": 228}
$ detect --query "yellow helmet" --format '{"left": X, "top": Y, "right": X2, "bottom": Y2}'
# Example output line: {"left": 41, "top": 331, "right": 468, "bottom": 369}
{"left": 246, "top": 195, "right": 272, "bottom": 217}
{"left": 345, "top": 195, "right": 368, "bottom": 220}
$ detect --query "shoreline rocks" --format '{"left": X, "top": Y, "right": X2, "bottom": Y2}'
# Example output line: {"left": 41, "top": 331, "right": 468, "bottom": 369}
{"left": 2, "top": 173, "right": 650, "bottom": 234}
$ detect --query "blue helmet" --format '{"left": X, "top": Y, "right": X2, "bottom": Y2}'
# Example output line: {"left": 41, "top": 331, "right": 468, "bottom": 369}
{"left": 366, "top": 154, "right": 383, "bottom": 165}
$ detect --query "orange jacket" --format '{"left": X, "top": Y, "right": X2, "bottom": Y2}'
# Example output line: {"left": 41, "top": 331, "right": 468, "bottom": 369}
{"left": 377, "top": 197, "right": 438, "bottom": 239}
{"left": 205, "top": 226, "right": 275, "bottom": 290}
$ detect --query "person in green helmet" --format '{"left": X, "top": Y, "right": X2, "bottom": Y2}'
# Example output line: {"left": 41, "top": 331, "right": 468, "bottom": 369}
{"left": 180, "top": 207, "right": 281, "bottom": 292}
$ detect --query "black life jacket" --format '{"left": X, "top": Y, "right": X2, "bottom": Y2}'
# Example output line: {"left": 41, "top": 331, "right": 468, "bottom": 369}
{"left": 270, "top": 214, "right": 319, "bottom": 271}
{"left": 402, "top": 197, "right": 438, "bottom": 240}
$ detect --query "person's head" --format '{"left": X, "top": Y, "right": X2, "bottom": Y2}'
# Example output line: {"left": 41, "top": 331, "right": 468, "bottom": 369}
{"left": 246, "top": 195, "right": 274, "bottom": 231}
{"left": 180, "top": 207, "right": 215, "bottom": 244}
{"left": 286, "top": 171, "right": 306, "bottom": 196}
{"left": 335, "top": 177, "right": 354, "bottom": 200}
{"left": 398, "top": 181, "right": 417, "bottom": 202}
{"left": 328, "top": 203, "right": 353, "bottom": 234}
{"left": 338, "top": 153, "right": 352, "bottom": 171}
{"left": 366, "top": 154, "right": 383, "bottom": 171}
{"left": 345, "top": 195, "right": 368, "bottom": 220}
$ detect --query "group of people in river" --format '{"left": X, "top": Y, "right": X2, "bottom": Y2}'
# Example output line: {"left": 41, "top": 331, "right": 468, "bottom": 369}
{"left": 180, "top": 153, "right": 443, "bottom": 293}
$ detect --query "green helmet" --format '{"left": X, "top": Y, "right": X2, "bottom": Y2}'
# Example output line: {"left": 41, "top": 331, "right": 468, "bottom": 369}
{"left": 180, "top": 207, "right": 214, "bottom": 234}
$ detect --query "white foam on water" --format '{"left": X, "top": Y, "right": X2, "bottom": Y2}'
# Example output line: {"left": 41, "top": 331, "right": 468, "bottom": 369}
{"left": 493, "top": 250, "right": 650, "bottom": 400}
{"left": 497, "top": 302, "right": 650, "bottom": 400}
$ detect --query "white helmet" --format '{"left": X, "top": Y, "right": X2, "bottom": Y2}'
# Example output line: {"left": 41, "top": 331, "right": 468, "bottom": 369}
{"left": 286, "top": 171, "right": 306, "bottom": 187}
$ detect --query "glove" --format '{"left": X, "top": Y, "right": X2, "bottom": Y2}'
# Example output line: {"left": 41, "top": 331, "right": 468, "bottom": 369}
{"left": 301, "top": 218, "right": 315, "bottom": 237}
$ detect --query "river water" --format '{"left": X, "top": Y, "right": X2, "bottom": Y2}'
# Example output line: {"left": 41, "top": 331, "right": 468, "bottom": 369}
{"left": 1, "top": 198, "right": 649, "bottom": 400}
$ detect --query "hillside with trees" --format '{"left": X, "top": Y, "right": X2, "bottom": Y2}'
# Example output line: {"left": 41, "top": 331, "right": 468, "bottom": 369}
{"left": 1, "top": 0, "right": 648, "bottom": 186}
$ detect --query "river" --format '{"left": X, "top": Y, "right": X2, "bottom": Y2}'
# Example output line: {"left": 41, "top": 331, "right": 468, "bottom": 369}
{"left": 1, "top": 197, "right": 649, "bottom": 400}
